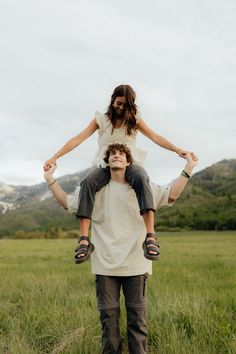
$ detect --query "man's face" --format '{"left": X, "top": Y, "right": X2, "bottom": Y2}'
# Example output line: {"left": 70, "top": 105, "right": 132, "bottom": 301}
{"left": 108, "top": 149, "right": 130, "bottom": 170}
{"left": 113, "top": 96, "right": 127, "bottom": 116}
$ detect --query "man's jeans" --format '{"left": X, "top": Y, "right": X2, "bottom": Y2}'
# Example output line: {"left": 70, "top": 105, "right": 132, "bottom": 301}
{"left": 76, "top": 165, "right": 155, "bottom": 219}
{"left": 95, "top": 274, "right": 149, "bottom": 354}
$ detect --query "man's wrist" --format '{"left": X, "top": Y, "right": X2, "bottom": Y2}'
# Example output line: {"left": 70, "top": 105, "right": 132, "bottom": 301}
{"left": 184, "top": 164, "right": 194, "bottom": 175}
{"left": 45, "top": 176, "right": 55, "bottom": 185}
{"left": 48, "top": 179, "right": 56, "bottom": 187}
{"left": 181, "top": 170, "right": 191, "bottom": 178}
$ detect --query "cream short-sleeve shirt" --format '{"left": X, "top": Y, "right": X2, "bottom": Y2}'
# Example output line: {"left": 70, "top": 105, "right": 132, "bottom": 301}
{"left": 67, "top": 181, "right": 174, "bottom": 276}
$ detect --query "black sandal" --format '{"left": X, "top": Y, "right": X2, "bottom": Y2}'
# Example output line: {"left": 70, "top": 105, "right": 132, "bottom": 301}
{"left": 74, "top": 236, "right": 95, "bottom": 264}
{"left": 142, "top": 233, "right": 160, "bottom": 261}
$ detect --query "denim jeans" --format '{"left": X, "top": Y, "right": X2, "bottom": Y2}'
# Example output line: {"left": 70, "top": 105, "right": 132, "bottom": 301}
{"left": 95, "top": 274, "right": 149, "bottom": 354}
{"left": 76, "top": 165, "right": 155, "bottom": 219}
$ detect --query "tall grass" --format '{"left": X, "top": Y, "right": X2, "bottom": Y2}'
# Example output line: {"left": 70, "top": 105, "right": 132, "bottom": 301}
{"left": 0, "top": 232, "right": 235, "bottom": 353}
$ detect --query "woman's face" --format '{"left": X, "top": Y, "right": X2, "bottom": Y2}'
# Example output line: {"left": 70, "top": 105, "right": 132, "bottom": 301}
{"left": 113, "top": 96, "right": 127, "bottom": 116}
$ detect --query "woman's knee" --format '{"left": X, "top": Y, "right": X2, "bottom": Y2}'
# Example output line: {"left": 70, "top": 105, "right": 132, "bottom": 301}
{"left": 81, "top": 167, "right": 110, "bottom": 188}
{"left": 126, "top": 165, "right": 149, "bottom": 185}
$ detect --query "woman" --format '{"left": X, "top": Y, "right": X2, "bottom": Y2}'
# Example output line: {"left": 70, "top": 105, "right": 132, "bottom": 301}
{"left": 44, "top": 84, "right": 188, "bottom": 263}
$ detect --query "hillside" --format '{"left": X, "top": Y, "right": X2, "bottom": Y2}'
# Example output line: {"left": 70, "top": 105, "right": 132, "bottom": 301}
{"left": 0, "top": 168, "right": 92, "bottom": 237}
{"left": 156, "top": 159, "right": 236, "bottom": 231}
{"left": 0, "top": 160, "right": 235, "bottom": 237}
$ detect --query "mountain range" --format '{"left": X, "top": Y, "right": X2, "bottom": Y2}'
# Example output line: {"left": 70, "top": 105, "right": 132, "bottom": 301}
{"left": 0, "top": 160, "right": 235, "bottom": 237}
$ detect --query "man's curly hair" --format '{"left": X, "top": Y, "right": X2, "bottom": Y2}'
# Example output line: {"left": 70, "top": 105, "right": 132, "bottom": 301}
{"left": 103, "top": 143, "right": 133, "bottom": 165}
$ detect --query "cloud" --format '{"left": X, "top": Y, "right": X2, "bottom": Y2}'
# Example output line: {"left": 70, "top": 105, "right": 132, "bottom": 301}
{"left": 0, "top": 0, "right": 235, "bottom": 185}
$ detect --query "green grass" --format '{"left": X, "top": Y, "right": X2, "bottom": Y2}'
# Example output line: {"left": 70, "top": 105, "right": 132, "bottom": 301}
{"left": 0, "top": 232, "right": 236, "bottom": 354}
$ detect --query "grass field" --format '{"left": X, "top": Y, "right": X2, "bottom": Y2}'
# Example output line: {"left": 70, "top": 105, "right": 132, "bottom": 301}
{"left": 0, "top": 232, "right": 236, "bottom": 354}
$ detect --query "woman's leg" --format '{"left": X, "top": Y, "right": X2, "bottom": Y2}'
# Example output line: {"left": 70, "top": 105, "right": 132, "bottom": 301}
{"left": 125, "top": 164, "right": 154, "bottom": 215}
{"left": 142, "top": 212, "right": 155, "bottom": 234}
{"left": 125, "top": 165, "right": 158, "bottom": 257}
{"left": 77, "top": 167, "right": 111, "bottom": 219}
{"left": 76, "top": 167, "right": 110, "bottom": 259}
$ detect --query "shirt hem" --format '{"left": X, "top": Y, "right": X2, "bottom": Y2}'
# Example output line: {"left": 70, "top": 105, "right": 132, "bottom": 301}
{"left": 91, "top": 269, "right": 152, "bottom": 276}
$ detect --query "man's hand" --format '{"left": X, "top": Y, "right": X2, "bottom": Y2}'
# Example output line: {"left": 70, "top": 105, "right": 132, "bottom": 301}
{"left": 44, "top": 163, "right": 57, "bottom": 184}
{"left": 184, "top": 152, "right": 198, "bottom": 173}
{"left": 43, "top": 156, "right": 57, "bottom": 172}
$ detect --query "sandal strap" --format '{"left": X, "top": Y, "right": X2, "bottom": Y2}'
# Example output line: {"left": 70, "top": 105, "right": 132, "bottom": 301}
{"left": 78, "top": 244, "right": 89, "bottom": 251}
{"left": 75, "top": 244, "right": 89, "bottom": 252}
{"left": 145, "top": 239, "right": 159, "bottom": 247}
{"left": 145, "top": 236, "right": 160, "bottom": 255}
{"left": 147, "top": 246, "right": 160, "bottom": 254}
{"left": 146, "top": 232, "right": 157, "bottom": 240}
{"left": 79, "top": 235, "right": 89, "bottom": 242}
{"left": 75, "top": 244, "right": 89, "bottom": 255}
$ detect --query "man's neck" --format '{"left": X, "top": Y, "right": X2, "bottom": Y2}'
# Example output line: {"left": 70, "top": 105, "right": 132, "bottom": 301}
{"left": 110, "top": 169, "right": 126, "bottom": 184}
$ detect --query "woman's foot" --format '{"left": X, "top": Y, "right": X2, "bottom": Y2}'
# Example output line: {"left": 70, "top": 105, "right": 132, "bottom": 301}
{"left": 74, "top": 236, "right": 95, "bottom": 264}
{"left": 142, "top": 233, "right": 160, "bottom": 261}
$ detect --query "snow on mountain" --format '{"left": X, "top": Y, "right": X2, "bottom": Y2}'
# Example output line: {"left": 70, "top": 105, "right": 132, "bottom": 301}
{"left": 0, "top": 201, "right": 17, "bottom": 214}
{"left": 0, "top": 182, "right": 15, "bottom": 197}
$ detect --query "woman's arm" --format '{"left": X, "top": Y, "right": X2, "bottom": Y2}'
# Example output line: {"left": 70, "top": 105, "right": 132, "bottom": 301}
{"left": 44, "top": 118, "right": 98, "bottom": 170}
{"left": 137, "top": 119, "right": 187, "bottom": 156}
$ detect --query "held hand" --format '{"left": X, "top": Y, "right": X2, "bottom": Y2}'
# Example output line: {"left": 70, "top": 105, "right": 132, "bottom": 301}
{"left": 43, "top": 156, "right": 57, "bottom": 171}
{"left": 176, "top": 148, "right": 189, "bottom": 158}
{"left": 184, "top": 152, "right": 198, "bottom": 171}
{"left": 44, "top": 163, "right": 57, "bottom": 184}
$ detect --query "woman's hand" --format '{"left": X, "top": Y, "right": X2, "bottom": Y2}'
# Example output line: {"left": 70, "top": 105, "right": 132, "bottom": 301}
{"left": 176, "top": 148, "right": 189, "bottom": 158}
{"left": 43, "top": 156, "right": 57, "bottom": 171}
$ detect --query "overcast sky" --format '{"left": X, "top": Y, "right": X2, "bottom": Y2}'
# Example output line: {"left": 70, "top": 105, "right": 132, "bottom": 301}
{"left": 0, "top": 0, "right": 235, "bottom": 186}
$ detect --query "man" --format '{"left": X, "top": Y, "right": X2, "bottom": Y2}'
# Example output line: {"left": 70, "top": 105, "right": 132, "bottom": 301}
{"left": 44, "top": 143, "right": 198, "bottom": 354}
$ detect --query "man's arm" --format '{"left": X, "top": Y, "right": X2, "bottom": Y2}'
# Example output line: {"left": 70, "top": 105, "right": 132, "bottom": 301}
{"left": 44, "top": 164, "right": 68, "bottom": 209}
{"left": 168, "top": 152, "right": 198, "bottom": 203}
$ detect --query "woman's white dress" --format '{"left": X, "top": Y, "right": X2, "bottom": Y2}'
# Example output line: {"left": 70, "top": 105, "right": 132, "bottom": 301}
{"left": 93, "top": 111, "right": 147, "bottom": 167}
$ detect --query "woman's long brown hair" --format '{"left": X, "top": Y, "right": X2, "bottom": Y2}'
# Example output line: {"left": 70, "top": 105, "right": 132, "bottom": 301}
{"left": 105, "top": 84, "right": 138, "bottom": 136}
